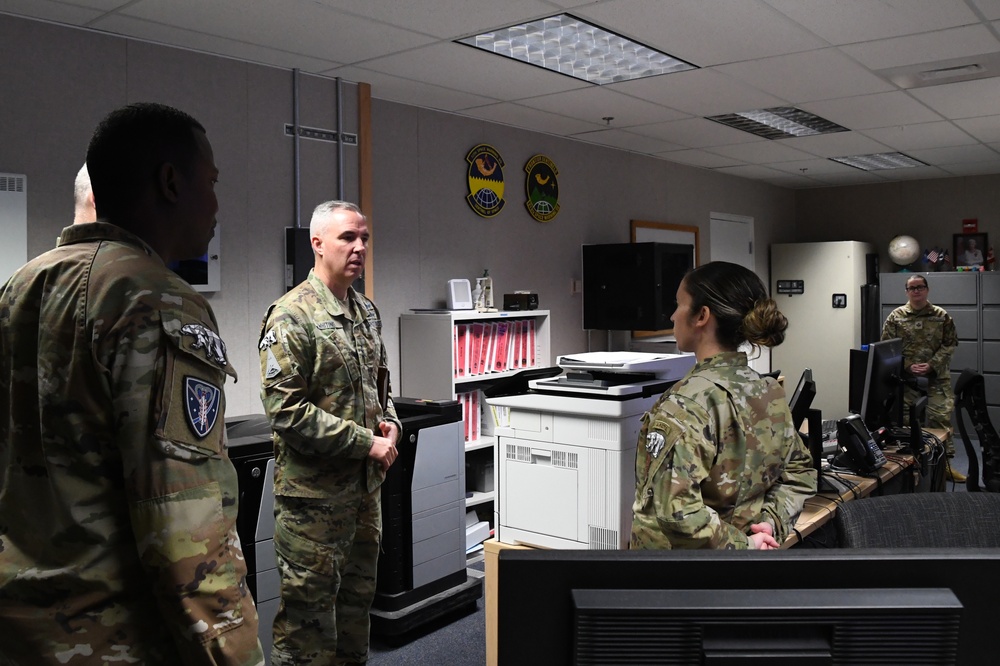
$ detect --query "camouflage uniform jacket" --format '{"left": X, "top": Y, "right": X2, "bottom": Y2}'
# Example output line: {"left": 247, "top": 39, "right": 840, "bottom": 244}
{"left": 0, "top": 223, "right": 263, "bottom": 665}
{"left": 881, "top": 302, "right": 957, "bottom": 382}
{"left": 631, "top": 352, "right": 817, "bottom": 550}
{"left": 258, "top": 270, "right": 400, "bottom": 498}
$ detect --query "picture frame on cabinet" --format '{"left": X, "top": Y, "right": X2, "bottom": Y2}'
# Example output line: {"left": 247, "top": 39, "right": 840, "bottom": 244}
{"left": 954, "top": 233, "right": 987, "bottom": 268}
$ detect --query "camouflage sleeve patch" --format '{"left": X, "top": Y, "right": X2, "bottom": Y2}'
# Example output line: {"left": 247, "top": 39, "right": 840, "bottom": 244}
{"left": 155, "top": 316, "right": 233, "bottom": 459}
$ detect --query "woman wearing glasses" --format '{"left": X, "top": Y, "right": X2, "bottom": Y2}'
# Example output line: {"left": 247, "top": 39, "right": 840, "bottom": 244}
{"left": 882, "top": 274, "right": 961, "bottom": 482}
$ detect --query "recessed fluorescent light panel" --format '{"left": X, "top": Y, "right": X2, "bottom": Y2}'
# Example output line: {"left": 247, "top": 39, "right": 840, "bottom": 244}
{"left": 457, "top": 14, "right": 696, "bottom": 85}
{"left": 830, "top": 153, "right": 928, "bottom": 171}
{"left": 706, "top": 107, "right": 849, "bottom": 140}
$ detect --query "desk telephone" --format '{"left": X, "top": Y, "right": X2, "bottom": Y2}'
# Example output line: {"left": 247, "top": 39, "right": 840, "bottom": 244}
{"left": 834, "top": 414, "right": 886, "bottom": 475}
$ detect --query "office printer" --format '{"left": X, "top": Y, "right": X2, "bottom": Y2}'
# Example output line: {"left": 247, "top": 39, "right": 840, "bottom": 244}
{"left": 528, "top": 351, "right": 693, "bottom": 398}
{"left": 488, "top": 352, "right": 694, "bottom": 550}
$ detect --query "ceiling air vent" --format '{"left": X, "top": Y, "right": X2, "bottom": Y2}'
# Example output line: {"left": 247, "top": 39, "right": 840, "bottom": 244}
{"left": 877, "top": 52, "right": 1000, "bottom": 89}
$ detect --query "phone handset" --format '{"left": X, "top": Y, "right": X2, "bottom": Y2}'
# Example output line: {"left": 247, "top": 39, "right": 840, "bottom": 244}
{"left": 835, "top": 414, "right": 887, "bottom": 474}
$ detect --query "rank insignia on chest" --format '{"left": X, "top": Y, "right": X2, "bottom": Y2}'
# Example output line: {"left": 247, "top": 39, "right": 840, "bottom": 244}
{"left": 915, "top": 321, "right": 923, "bottom": 329}
{"left": 185, "top": 376, "right": 221, "bottom": 439}
{"left": 646, "top": 431, "right": 665, "bottom": 458}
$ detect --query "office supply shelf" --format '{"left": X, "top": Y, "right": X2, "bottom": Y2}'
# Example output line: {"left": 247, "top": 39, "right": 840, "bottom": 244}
{"left": 399, "top": 309, "right": 551, "bottom": 532}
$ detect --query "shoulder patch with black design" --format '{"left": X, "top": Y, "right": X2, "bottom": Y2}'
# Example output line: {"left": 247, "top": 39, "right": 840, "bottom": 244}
{"left": 185, "top": 376, "right": 222, "bottom": 439}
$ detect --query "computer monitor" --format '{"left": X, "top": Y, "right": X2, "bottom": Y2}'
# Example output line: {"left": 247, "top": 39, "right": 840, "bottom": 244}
{"left": 581, "top": 242, "right": 692, "bottom": 331}
{"left": 497, "top": 548, "right": 999, "bottom": 665}
{"left": 859, "top": 337, "right": 904, "bottom": 431}
{"left": 788, "top": 368, "right": 816, "bottom": 431}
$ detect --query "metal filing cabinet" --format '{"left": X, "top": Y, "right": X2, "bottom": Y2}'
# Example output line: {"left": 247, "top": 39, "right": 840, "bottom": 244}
{"left": 981, "top": 273, "right": 1000, "bottom": 428}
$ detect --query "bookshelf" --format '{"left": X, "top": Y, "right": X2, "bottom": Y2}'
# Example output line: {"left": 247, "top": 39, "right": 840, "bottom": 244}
{"left": 399, "top": 309, "right": 551, "bottom": 513}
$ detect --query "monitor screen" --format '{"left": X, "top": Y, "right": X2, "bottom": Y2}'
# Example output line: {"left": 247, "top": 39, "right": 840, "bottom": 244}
{"left": 497, "top": 548, "right": 999, "bottom": 665}
{"left": 581, "top": 242, "right": 692, "bottom": 331}
{"left": 167, "top": 225, "right": 221, "bottom": 292}
{"left": 859, "top": 337, "right": 904, "bottom": 431}
{"left": 788, "top": 368, "right": 815, "bottom": 432}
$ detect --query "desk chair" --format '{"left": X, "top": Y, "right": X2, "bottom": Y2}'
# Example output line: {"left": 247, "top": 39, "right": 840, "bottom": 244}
{"left": 954, "top": 370, "right": 1000, "bottom": 493}
{"left": 834, "top": 492, "right": 1000, "bottom": 548}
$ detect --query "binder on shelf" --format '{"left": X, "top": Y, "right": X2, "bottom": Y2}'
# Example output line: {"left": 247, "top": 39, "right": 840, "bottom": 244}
{"left": 455, "top": 324, "right": 469, "bottom": 378}
{"left": 494, "top": 322, "right": 510, "bottom": 373}
{"left": 470, "top": 322, "right": 485, "bottom": 376}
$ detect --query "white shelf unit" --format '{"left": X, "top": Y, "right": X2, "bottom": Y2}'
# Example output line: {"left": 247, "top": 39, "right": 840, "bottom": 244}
{"left": 399, "top": 310, "right": 551, "bottom": 514}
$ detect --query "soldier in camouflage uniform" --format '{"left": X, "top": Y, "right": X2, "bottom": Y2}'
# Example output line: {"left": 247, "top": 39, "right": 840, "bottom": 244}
{"left": 0, "top": 103, "right": 263, "bottom": 664}
{"left": 632, "top": 262, "right": 817, "bottom": 550}
{"left": 881, "top": 274, "right": 961, "bottom": 481}
{"left": 259, "top": 201, "right": 400, "bottom": 666}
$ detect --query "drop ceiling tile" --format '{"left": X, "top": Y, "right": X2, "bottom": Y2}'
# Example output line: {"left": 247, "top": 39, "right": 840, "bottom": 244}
{"left": 708, "top": 140, "right": 815, "bottom": 164}
{"left": 574, "top": 0, "right": 826, "bottom": 66}
{"left": 47, "top": 0, "right": 130, "bottom": 9}
{"left": 869, "top": 165, "right": 952, "bottom": 181}
{"left": 954, "top": 115, "right": 1000, "bottom": 142}
{"left": 808, "top": 171, "right": 892, "bottom": 186}
{"left": 972, "top": 0, "right": 1000, "bottom": 21}
{"left": 716, "top": 48, "right": 894, "bottom": 104}
{"left": 766, "top": 158, "right": 866, "bottom": 177}
{"left": 906, "top": 144, "right": 1000, "bottom": 165}
{"left": 517, "top": 88, "right": 688, "bottom": 128}
{"left": 711, "top": 164, "right": 790, "bottom": 180}
{"left": 94, "top": 14, "right": 344, "bottom": 72}
{"left": 360, "top": 42, "right": 589, "bottom": 101}
{"left": 0, "top": 0, "right": 104, "bottom": 23}
{"left": 116, "top": 0, "right": 435, "bottom": 64}
{"left": 759, "top": 172, "right": 827, "bottom": 188}
{"left": 311, "top": 0, "right": 556, "bottom": 39}
{"left": 840, "top": 25, "right": 1000, "bottom": 70}
{"left": 909, "top": 76, "right": 1000, "bottom": 119}
{"left": 861, "top": 121, "right": 978, "bottom": 151}
{"left": 607, "top": 67, "right": 786, "bottom": 117}
{"left": 325, "top": 66, "right": 498, "bottom": 111}
{"left": 781, "top": 131, "right": 892, "bottom": 158}
{"left": 656, "top": 149, "right": 745, "bottom": 169}
{"left": 763, "top": 0, "right": 978, "bottom": 44}
{"left": 939, "top": 158, "right": 1000, "bottom": 175}
{"left": 569, "top": 128, "right": 684, "bottom": 154}
{"left": 800, "top": 92, "right": 943, "bottom": 130}
{"left": 461, "top": 102, "right": 604, "bottom": 136}
{"left": 631, "top": 117, "right": 766, "bottom": 148}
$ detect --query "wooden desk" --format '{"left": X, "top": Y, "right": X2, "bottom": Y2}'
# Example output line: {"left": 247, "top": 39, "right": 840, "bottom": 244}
{"left": 780, "top": 448, "right": 915, "bottom": 547}
{"left": 484, "top": 448, "right": 917, "bottom": 665}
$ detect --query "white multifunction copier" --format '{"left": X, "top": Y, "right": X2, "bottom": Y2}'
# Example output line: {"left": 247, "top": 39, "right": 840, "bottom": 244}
{"left": 486, "top": 351, "right": 694, "bottom": 550}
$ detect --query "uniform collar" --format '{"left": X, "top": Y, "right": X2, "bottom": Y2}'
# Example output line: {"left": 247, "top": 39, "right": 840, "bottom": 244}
{"left": 307, "top": 269, "right": 356, "bottom": 320}
{"left": 694, "top": 350, "right": 747, "bottom": 372}
{"left": 57, "top": 221, "right": 159, "bottom": 259}
{"left": 902, "top": 301, "right": 934, "bottom": 315}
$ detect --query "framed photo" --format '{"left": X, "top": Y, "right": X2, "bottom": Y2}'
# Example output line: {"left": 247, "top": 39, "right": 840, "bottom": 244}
{"left": 954, "top": 233, "right": 988, "bottom": 268}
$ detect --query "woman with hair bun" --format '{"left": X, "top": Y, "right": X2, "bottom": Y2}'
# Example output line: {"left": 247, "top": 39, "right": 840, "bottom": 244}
{"left": 631, "top": 262, "right": 817, "bottom": 551}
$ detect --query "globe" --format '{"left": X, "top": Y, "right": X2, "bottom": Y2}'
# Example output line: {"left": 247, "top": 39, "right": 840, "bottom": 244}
{"left": 888, "top": 235, "right": 921, "bottom": 266}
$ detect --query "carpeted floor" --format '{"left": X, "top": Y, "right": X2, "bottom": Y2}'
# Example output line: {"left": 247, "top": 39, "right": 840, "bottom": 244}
{"left": 369, "top": 559, "right": 486, "bottom": 665}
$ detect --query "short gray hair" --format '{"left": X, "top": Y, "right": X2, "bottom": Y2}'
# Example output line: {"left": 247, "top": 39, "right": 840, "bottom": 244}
{"left": 309, "top": 200, "right": 366, "bottom": 238}
{"left": 74, "top": 163, "right": 92, "bottom": 209}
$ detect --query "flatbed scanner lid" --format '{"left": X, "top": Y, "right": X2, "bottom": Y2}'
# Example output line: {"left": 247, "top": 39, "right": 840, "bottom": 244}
{"left": 556, "top": 351, "right": 694, "bottom": 377}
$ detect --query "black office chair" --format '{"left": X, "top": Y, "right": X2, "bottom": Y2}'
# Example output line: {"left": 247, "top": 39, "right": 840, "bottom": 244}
{"left": 835, "top": 492, "right": 1000, "bottom": 548}
{"left": 954, "top": 369, "right": 1000, "bottom": 493}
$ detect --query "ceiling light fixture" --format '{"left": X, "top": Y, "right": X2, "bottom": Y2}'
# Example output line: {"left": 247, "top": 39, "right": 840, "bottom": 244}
{"left": 457, "top": 14, "right": 696, "bottom": 85}
{"left": 706, "top": 107, "right": 848, "bottom": 140}
{"left": 830, "top": 152, "right": 927, "bottom": 171}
